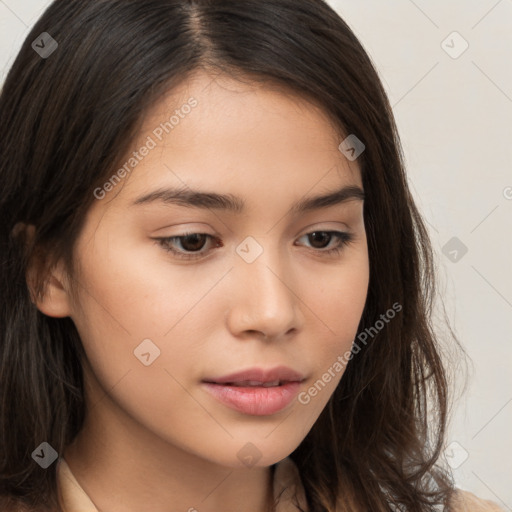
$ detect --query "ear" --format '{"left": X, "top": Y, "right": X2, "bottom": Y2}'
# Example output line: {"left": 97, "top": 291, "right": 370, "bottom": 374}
{"left": 19, "top": 223, "right": 74, "bottom": 318}
{"left": 31, "top": 261, "right": 74, "bottom": 318}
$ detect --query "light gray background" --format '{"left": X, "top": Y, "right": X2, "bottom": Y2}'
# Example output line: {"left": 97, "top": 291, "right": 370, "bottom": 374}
{"left": 1, "top": 0, "right": 511, "bottom": 508}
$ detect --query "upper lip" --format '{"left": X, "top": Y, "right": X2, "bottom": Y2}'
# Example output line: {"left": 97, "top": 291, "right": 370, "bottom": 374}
{"left": 202, "top": 365, "right": 305, "bottom": 384}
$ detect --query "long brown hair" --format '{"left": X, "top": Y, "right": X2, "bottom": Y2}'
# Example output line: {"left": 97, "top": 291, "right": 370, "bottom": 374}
{"left": 0, "top": 1, "right": 463, "bottom": 510}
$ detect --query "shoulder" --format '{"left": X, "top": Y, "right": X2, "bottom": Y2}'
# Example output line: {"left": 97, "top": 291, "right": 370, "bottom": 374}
{"left": 449, "top": 488, "right": 505, "bottom": 512}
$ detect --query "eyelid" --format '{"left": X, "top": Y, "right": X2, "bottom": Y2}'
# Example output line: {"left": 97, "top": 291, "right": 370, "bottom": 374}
{"left": 296, "top": 221, "right": 351, "bottom": 236}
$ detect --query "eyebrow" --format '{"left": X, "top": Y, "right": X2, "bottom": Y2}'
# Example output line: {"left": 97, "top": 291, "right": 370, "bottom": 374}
{"left": 131, "top": 184, "right": 365, "bottom": 214}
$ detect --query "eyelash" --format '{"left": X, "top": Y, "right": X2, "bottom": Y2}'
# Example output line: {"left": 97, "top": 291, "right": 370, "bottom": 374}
{"left": 154, "top": 230, "right": 355, "bottom": 261}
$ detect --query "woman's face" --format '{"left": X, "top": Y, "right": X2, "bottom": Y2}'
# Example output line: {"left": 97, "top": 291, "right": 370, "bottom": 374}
{"left": 60, "top": 70, "right": 369, "bottom": 468}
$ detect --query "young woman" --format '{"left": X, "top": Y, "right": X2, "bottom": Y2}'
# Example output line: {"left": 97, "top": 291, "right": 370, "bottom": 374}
{"left": 0, "top": 1, "right": 504, "bottom": 511}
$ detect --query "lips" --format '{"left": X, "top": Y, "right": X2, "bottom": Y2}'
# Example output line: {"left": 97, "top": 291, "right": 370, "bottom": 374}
{"left": 202, "top": 366, "right": 305, "bottom": 416}
{"left": 202, "top": 366, "right": 304, "bottom": 385}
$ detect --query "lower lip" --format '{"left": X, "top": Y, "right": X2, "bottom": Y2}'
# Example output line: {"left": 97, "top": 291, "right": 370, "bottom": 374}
{"left": 202, "top": 381, "right": 301, "bottom": 416}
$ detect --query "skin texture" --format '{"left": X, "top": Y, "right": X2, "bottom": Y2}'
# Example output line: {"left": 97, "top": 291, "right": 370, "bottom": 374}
{"left": 35, "top": 70, "right": 370, "bottom": 512}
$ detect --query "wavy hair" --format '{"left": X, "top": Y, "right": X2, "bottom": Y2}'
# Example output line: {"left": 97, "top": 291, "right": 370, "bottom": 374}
{"left": 0, "top": 0, "right": 463, "bottom": 510}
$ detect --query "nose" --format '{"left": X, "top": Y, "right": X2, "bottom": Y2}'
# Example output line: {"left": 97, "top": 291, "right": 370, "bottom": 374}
{"left": 225, "top": 242, "right": 303, "bottom": 341}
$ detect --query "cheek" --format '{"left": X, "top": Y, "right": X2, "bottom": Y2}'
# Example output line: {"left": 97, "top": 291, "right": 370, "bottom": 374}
{"left": 71, "top": 230, "right": 221, "bottom": 336}
{"left": 69, "top": 256, "right": 227, "bottom": 454}
{"left": 306, "top": 252, "right": 369, "bottom": 338}
{"left": 68, "top": 239, "right": 229, "bottom": 414}
{"left": 300, "top": 254, "right": 369, "bottom": 385}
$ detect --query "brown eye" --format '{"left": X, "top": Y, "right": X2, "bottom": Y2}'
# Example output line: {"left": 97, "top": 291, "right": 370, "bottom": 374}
{"left": 155, "top": 233, "right": 222, "bottom": 261}
{"left": 296, "top": 230, "right": 355, "bottom": 257}
{"left": 307, "top": 231, "right": 333, "bottom": 249}
{"left": 177, "top": 233, "right": 208, "bottom": 252}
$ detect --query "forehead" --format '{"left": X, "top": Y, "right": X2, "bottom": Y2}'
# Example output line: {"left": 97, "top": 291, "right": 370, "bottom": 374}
{"left": 107, "top": 69, "right": 362, "bottom": 207}
{"left": 143, "top": 68, "right": 343, "bottom": 135}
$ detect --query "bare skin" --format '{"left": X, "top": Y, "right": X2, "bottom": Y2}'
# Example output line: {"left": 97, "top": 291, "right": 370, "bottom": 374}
{"left": 34, "top": 69, "right": 369, "bottom": 512}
